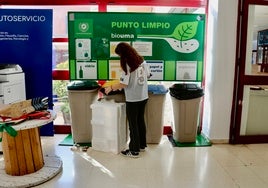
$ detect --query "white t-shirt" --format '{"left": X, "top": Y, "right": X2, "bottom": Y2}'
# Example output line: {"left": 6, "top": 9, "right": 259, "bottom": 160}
{"left": 120, "top": 61, "right": 150, "bottom": 102}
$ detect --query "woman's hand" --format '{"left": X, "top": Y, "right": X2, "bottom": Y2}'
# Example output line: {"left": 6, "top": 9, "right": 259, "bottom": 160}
{"left": 104, "top": 85, "right": 113, "bottom": 95}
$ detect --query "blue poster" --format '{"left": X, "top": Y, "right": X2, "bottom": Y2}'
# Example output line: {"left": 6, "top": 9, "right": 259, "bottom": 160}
{"left": 0, "top": 9, "right": 53, "bottom": 136}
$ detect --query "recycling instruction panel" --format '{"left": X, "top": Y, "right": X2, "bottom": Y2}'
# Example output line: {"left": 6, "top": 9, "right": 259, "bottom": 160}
{"left": 68, "top": 12, "right": 205, "bottom": 81}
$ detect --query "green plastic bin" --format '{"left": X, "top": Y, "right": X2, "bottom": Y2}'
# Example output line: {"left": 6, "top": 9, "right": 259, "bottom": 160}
{"left": 67, "top": 80, "right": 100, "bottom": 144}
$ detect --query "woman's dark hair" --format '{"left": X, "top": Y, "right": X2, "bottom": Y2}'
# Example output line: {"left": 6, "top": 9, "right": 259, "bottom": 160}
{"left": 115, "top": 42, "right": 144, "bottom": 74}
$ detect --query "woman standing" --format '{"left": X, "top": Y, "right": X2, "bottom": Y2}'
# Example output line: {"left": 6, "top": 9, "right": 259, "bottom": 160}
{"left": 105, "top": 42, "right": 151, "bottom": 158}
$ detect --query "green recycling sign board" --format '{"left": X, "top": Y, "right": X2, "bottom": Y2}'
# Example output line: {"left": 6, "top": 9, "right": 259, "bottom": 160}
{"left": 68, "top": 12, "right": 205, "bottom": 81}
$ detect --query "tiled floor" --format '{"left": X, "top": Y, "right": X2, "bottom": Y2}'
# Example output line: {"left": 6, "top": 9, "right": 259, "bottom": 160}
{"left": 27, "top": 134, "right": 268, "bottom": 188}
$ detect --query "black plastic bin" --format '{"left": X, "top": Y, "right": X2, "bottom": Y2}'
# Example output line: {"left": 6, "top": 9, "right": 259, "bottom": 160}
{"left": 169, "top": 83, "right": 204, "bottom": 100}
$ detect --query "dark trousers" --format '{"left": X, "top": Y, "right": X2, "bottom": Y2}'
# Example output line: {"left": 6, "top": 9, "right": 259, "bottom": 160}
{"left": 126, "top": 99, "right": 148, "bottom": 152}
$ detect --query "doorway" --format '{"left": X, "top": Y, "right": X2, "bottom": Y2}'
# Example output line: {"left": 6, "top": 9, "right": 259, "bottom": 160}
{"left": 230, "top": 0, "right": 268, "bottom": 144}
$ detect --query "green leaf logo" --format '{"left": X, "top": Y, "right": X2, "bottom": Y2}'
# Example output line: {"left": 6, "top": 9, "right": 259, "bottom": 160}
{"left": 173, "top": 21, "right": 198, "bottom": 41}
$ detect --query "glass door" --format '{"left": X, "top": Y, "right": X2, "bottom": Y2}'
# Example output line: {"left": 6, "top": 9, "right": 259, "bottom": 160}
{"left": 230, "top": 0, "right": 268, "bottom": 144}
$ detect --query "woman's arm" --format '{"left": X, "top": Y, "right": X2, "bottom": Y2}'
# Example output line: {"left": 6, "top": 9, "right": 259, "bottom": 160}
{"left": 104, "top": 83, "right": 127, "bottom": 95}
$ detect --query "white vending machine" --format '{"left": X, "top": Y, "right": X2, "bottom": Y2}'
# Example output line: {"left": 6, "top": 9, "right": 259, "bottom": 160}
{"left": 0, "top": 64, "right": 26, "bottom": 153}
{"left": 91, "top": 100, "right": 128, "bottom": 154}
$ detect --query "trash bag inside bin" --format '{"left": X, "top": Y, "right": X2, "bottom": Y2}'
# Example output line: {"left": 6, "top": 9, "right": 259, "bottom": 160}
{"left": 99, "top": 80, "right": 124, "bottom": 96}
{"left": 67, "top": 80, "right": 100, "bottom": 90}
{"left": 148, "top": 84, "right": 168, "bottom": 94}
{"left": 169, "top": 83, "right": 204, "bottom": 100}
{"left": 99, "top": 87, "right": 124, "bottom": 96}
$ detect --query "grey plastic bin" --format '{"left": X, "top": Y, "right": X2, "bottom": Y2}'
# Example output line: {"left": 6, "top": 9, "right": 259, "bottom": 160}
{"left": 145, "top": 84, "right": 168, "bottom": 144}
{"left": 169, "top": 83, "right": 204, "bottom": 143}
{"left": 67, "top": 80, "right": 99, "bottom": 144}
{"left": 100, "top": 88, "right": 125, "bottom": 103}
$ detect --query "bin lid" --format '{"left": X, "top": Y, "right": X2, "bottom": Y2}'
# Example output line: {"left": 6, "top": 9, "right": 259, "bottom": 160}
{"left": 148, "top": 84, "right": 168, "bottom": 94}
{"left": 67, "top": 80, "right": 100, "bottom": 90}
{"left": 169, "top": 83, "right": 204, "bottom": 100}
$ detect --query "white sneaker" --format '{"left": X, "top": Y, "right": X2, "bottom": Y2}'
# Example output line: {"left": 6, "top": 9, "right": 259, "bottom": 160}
{"left": 121, "top": 150, "right": 139, "bottom": 158}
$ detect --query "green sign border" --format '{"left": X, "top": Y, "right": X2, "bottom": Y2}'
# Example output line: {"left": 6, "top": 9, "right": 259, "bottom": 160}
{"left": 68, "top": 12, "right": 205, "bottom": 82}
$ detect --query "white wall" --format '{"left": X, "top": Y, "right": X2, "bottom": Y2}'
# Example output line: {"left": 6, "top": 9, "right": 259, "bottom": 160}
{"left": 202, "top": 0, "right": 238, "bottom": 143}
